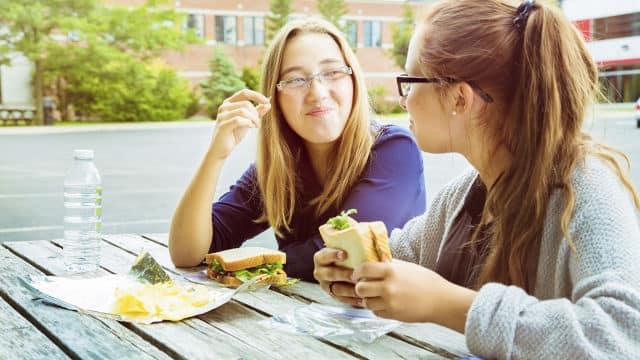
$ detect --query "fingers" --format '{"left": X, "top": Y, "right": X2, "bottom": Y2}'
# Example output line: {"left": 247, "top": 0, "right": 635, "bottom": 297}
{"left": 225, "top": 89, "right": 269, "bottom": 105}
{"left": 362, "top": 296, "right": 386, "bottom": 312}
{"left": 218, "top": 107, "right": 260, "bottom": 127}
{"left": 313, "top": 247, "right": 347, "bottom": 266}
{"left": 320, "top": 281, "right": 362, "bottom": 307}
{"left": 352, "top": 261, "right": 391, "bottom": 282}
{"left": 354, "top": 278, "right": 385, "bottom": 298}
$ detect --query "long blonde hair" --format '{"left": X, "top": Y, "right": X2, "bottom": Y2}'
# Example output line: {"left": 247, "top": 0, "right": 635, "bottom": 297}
{"left": 420, "top": 0, "right": 640, "bottom": 292}
{"left": 257, "top": 18, "right": 373, "bottom": 236}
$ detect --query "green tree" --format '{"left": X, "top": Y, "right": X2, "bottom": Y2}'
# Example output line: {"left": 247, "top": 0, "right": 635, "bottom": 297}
{"left": 200, "top": 47, "right": 246, "bottom": 118}
{"left": 241, "top": 66, "right": 261, "bottom": 91}
{"left": 389, "top": 2, "right": 414, "bottom": 70}
{"left": 0, "top": 0, "right": 195, "bottom": 124}
{"left": 0, "top": 0, "right": 96, "bottom": 124}
{"left": 266, "top": 0, "right": 292, "bottom": 43}
{"left": 317, "top": 0, "right": 348, "bottom": 32}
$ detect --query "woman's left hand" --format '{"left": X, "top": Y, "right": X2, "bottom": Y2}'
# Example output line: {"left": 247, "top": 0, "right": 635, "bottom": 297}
{"left": 352, "top": 259, "right": 477, "bottom": 332}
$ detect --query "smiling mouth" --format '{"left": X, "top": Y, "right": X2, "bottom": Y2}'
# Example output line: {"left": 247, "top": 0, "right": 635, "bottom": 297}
{"left": 306, "top": 108, "right": 332, "bottom": 116}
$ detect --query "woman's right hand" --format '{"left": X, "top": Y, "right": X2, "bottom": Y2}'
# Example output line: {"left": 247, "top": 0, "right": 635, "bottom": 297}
{"left": 209, "top": 89, "right": 271, "bottom": 160}
{"left": 313, "top": 248, "right": 362, "bottom": 307}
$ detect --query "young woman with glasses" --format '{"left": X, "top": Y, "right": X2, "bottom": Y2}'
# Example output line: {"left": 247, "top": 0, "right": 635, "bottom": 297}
{"left": 169, "top": 18, "right": 426, "bottom": 282}
{"left": 314, "top": 0, "right": 640, "bottom": 357}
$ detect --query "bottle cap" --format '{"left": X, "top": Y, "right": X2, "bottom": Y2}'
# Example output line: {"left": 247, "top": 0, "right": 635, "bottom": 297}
{"left": 74, "top": 149, "right": 94, "bottom": 160}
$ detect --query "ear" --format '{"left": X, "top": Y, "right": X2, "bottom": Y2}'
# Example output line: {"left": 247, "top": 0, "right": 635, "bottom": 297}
{"left": 453, "top": 82, "right": 476, "bottom": 116}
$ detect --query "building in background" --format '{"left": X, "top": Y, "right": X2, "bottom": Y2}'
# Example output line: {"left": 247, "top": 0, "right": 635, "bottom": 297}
{"left": 563, "top": 0, "right": 640, "bottom": 102}
{"left": 110, "top": 0, "right": 430, "bottom": 97}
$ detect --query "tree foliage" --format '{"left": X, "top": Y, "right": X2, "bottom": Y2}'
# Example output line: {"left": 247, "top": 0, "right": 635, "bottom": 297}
{"left": 200, "top": 47, "right": 245, "bottom": 118}
{"left": 317, "top": 0, "right": 348, "bottom": 32}
{"left": 0, "top": 0, "right": 196, "bottom": 123}
{"left": 266, "top": 0, "right": 292, "bottom": 43}
{"left": 389, "top": 3, "right": 414, "bottom": 70}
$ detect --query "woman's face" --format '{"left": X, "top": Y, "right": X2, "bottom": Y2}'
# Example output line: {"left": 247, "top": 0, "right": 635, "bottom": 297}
{"left": 277, "top": 32, "right": 354, "bottom": 147}
{"left": 404, "top": 27, "right": 463, "bottom": 153}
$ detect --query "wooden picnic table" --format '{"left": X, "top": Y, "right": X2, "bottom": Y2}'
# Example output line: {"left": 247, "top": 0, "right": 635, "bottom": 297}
{"left": 0, "top": 234, "right": 472, "bottom": 359}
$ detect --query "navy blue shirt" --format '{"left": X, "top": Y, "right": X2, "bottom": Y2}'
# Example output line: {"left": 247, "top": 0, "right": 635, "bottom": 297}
{"left": 210, "top": 124, "right": 426, "bottom": 282}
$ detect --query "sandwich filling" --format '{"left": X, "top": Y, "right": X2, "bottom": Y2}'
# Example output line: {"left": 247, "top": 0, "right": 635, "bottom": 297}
{"left": 207, "top": 259, "right": 285, "bottom": 282}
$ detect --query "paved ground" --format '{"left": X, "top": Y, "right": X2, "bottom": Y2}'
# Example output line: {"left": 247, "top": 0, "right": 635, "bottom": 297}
{"left": 1, "top": 110, "right": 638, "bottom": 248}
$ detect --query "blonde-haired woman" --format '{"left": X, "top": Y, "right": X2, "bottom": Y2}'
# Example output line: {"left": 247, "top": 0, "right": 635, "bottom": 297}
{"left": 314, "top": 0, "right": 640, "bottom": 358}
{"left": 169, "top": 18, "right": 426, "bottom": 281}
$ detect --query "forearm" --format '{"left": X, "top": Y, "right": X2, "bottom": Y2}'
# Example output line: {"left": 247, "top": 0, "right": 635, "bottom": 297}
{"left": 434, "top": 283, "right": 477, "bottom": 334}
{"left": 169, "top": 149, "right": 225, "bottom": 267}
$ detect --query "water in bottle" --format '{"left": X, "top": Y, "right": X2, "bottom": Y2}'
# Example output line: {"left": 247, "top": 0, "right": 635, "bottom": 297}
{"left": 63, "top": 149, "right": 102, "bottom": 273}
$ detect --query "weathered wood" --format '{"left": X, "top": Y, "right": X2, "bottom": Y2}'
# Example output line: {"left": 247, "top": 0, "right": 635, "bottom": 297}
{"left": 142, "top": 233, "right": 168, "bottom": 246}
{"left": 0, "top": 296, "right": 69, "bottom": 359}
{"left": 99, "top": 235, "right": 356, "bottom": 360}
{"left": 117, "top": 234, "right": 449, "bottom": 359}
{"left": 17, "top": 239, "right": 280, "bottom": 360}
{"left": 0, "top": 241, "right": 171, "bottom": 360}
{"left": 276, "top": 276, "right": 472, "bottom": 359}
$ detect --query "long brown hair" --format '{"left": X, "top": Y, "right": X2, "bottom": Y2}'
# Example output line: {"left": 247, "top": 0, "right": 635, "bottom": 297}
{"left": 257, "top": 18, "right": 373, "bottom": 237}
{"left": 419, "top": 0, "right": 640, "bottom": 292}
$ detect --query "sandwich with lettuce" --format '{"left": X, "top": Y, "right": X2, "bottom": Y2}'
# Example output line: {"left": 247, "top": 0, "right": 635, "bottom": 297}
{"left": 319, "top": 209, "right": 392, "bottom": 269}
{"left": 204, "top": 247, "right": 287, "bottom": 286}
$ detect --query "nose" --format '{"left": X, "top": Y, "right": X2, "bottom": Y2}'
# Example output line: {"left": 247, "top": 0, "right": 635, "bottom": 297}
{"left": 306, "top": 76, "right": 329, "bottom": 99}
{"left": 399, "top": 96, "right": 407, "bottom": 110}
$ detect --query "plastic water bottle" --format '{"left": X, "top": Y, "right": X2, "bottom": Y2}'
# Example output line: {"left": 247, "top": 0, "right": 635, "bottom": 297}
{"left": 63, "top": 149, "right": 102, "bottom": 273}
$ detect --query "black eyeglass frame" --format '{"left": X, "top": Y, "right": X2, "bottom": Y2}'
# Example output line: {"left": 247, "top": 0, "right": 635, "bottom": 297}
{"left": 396, "top": 74, "right": 494, "bottom": 103}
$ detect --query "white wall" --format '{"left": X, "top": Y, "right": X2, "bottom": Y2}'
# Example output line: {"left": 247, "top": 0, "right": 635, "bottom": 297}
{"left": 0, "top": 53, "right": 33, "bottom": 106}
{"left": 587, "top": 35, "right": 640, "bottom": 63}
{"left": 562, "top": 0, "right": 640, "bottom": 21}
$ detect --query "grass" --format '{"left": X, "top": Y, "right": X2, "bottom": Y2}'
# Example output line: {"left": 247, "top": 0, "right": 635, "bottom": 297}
{"left": 53, "top": 116, "right": 212, "bottom": 126}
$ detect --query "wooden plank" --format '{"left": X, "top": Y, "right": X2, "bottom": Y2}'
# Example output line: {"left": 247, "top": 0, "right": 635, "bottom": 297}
{"left": 98, "top": 235, "right": 356, "bottom": 360}
{"left": 0, "top": 241, "right": 171, "bottom": 360}
{"left": 115, "top": 234, "right": 448, "bottom": 359}
{"left": 276, "top": 280, "right": 472, "bottom": 359}
{"left": 142, "top": 233, "right": 168, "bottom": 246}
{"left": 0, "top": 296, "right": 69, "bottom": 360}
{"left": 14, "top": 239, "right": 280, "bottom": 360}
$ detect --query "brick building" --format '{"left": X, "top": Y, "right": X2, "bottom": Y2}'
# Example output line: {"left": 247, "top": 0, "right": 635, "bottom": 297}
{"left": 111, "top": 0, "right": 431, "bottom": 99}
{"left": 563, "top": 0, "right": 640, "bottom": 102}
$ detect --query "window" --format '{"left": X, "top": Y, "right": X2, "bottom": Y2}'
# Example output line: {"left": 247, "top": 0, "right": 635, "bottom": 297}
{"left": 243, "top": 16, "right": 264, "bottom": 46}
{"left": 216, "top": 16, "right": 237, "bottom": 45}
{"left": 592, "top": 13, "right": 640, "bottom": 41}
{"left": 184, "top": 14, "right": 205, "bottom": 39}
{"left": 363, "top": 20, "right": 382, "bottom": 47}
{"left": 346, "top": 20, "right": 357, "bottom": 47}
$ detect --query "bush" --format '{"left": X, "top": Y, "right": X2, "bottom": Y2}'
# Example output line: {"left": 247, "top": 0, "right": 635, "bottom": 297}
{"left": 200, "top": 47, "right": 246, "bottom": 118}
{"left": 368, "top": 85, "right": 404, "bottom": 115}
{"left": 64, "top": 57, "right": 192, "bottom": 122}
{"left": 241, "top": 66, "right": 261, "bottom": 91}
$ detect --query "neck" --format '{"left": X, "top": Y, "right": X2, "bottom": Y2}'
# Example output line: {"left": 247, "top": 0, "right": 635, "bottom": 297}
{"left": 304, "top": 141, "right": 334, "bottom": 187}
{"left": 461, "top": 129, "right": 512, "bottom": 190}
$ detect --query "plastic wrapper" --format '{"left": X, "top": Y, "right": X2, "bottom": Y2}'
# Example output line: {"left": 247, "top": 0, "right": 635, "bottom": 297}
{"left": 262, "top": 303, "right": 400, "bottom": 344}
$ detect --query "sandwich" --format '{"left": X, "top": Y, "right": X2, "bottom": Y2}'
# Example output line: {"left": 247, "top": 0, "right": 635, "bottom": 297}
{"left": 204, "top": 247, "right": 287, "bottom": 286}
{"left": 318, "top": 209, "right": 392, "bottom": 269}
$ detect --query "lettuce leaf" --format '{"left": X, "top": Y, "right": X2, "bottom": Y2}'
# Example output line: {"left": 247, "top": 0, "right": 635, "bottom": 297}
{"left": 326, "top": 209, "right": 357, "bottom": 230}
{"left": 234, "top": 262, "right": 283, "bottom": 282}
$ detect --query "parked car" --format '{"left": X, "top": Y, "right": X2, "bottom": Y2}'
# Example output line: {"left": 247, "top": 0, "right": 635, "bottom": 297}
{"left": 636, "top": 98, "right": 640, "bottom": 128}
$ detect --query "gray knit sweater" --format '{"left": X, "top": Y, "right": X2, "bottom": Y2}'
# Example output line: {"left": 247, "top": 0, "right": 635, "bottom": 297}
{"left": 390, "top": 157, "right": 640, "bottom": 359}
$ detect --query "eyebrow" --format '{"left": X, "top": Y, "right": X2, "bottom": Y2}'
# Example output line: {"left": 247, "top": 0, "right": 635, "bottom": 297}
{"left": 280, "top": 58, "right": 345, "bottom": 78}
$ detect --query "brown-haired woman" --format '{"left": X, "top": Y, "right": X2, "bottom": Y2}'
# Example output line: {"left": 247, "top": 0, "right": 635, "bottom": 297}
{"left": 169, "top": 18, "right": 426, "bottom": 281}
{"left": 314, "top": 0, "right": 640, "bottom": 357}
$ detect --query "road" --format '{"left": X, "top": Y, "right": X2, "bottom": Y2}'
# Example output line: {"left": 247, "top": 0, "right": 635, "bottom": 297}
{"left": 1, "top": 111, "right": 638, "bottom": 247}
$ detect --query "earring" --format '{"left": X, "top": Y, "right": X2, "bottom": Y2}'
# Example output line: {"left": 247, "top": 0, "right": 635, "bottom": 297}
{"left": 451, "top": 111, "right": 457, "bottom": 116}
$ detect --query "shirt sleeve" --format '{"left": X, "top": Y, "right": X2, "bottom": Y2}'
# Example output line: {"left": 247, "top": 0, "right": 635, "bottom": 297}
{"left": 210, "top": 165, "right": 269, "bottom": 253}
{"left": 284, "top": 125, "right": 427, "bottom": 282}
{"left": 465, "top": 163, "right": 640, "bottom": 359}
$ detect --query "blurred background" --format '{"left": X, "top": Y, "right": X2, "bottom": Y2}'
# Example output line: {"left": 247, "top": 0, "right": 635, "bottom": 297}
{"left": 1, "top": 0, "right": 639, "bottom": 246}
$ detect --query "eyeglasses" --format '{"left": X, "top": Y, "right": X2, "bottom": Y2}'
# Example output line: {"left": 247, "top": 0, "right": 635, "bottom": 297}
{"left": 396, "top": 74, "right": 494, "bottom": 103}
{"left": 277, "top": 66, "right": 353, "bottom": 92}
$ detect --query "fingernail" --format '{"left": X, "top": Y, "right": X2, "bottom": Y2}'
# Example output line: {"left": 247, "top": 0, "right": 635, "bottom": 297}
{"left": 350, "top": 273, "right": 358, "bottom": 282}
{"left": 336, "top": 251, "right": 345, "bottom": 260}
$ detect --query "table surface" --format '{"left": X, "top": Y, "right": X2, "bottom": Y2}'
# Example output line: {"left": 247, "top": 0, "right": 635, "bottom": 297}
{"left": 0, "top": 234, "right": 471, "bottom": 360}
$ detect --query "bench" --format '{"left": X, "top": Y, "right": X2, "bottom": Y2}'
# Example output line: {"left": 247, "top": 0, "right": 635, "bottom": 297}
{"left": 0, "top": 106, "right": 35, "bottom": 125}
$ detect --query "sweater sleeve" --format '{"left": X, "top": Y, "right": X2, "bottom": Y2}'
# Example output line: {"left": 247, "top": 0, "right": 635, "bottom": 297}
{"left": 284, "top": 125, "right": 427, "bottom": 282}
{"left": 210, "top": 165, "right": 269, "bottom": 253}
{"left": 465, "top": 161, "right": 640, "bottom": 359}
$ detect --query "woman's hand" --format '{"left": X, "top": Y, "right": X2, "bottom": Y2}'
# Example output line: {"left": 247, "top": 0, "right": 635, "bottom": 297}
{"left": 352, "top": 259, "right": 477, "bottom": 332}
{"left": 209, "top": 89, "right": 271, "bottom": 160}
{"left": 313, "top": 248, "right": 362, "bottom": 307}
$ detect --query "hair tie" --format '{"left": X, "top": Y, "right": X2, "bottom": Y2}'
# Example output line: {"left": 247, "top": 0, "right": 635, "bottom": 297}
{"left": 514, "top": 0, "right": 536, "bottom": 31}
